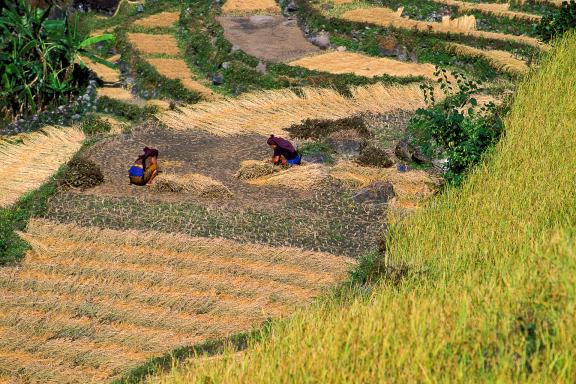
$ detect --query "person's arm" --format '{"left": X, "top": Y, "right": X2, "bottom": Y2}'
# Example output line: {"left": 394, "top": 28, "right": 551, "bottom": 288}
{"left": 271, "top": 155, "right": 280, "bottom": 164}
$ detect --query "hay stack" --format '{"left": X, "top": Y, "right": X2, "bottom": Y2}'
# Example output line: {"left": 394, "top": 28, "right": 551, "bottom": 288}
{"left": 153, "top": 173, "right": 232, "bottom": 197}
{"left": 235, "top": 160, "right": 277, "bottom": 180}
{"left": 247, "top": 164, "right": 328, "bottom": 190}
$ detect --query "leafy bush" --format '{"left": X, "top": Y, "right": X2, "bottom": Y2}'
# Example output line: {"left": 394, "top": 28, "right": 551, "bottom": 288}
{"left": 408, "top": 68, "right": 504, "bottom": 184}
{"left": 0, "top": 0, "right": 114, "bottom": 121}
{"left": 536, "top": 1, "right": 576, "bottom": 42}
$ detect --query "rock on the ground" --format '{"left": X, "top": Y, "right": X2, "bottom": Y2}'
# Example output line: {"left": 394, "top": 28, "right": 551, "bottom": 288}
{"left": 311, "top": 31, "right": 330, "bottom": 50}
{"left": 395, "top": 140, "right": 430, "bottom": 164}
{"left": 286, "top": 0, "right": 298, "bottom": 12}
{"left": 336, "top": 46, "right": 347, "bottom": 52}
{"left": 353, "top": 181, "right": 396, "bottom": 204}
{"left": 255, "top": 61, "right": 267, "bottom": 74}
{"left": 212, "top": 74, "right": 224, "bottom": 85}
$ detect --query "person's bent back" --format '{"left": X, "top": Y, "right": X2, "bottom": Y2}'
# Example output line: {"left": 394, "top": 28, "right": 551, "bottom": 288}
{"left": 129, "top": 146, "right": 159, "bottom": 186}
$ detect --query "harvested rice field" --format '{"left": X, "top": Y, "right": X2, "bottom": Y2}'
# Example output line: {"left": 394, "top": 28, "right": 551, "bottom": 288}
{"left": 79, "top": 56, "right": 120, "bottom": 83}
{"left": 145, "top": 58, "right": 219, "bottom": 99}
{"left": 126, "top": 33, "right": 180, "bottom": 56}
{"left": 0, "top": 127, "right": 84, "bottom": 208}
{"left": 0, "top": 219, "right": 353, "bottom": 383}
{"left": 221, "top": 0, "right": 281, "bottom": 15}
{"left": 433, "top": 0, "right": 542, "bottom": 21}
{"left": 446, "top": 43, "right": 529, "bottom": 76}
{"left": 133, "top": 11, "right": 180, "bottom": 28}
{"left": 289, "top": 51, "right": 437, "bottom": 79}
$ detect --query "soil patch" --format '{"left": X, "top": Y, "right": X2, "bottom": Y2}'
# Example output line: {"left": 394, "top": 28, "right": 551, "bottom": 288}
{"left": 217, "top": 16, "right": 319, "bottom": 63}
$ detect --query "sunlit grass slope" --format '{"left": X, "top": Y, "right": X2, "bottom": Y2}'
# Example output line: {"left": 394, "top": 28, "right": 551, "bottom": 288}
{"left": 156, "top": 31, "right": 576, "bottom": 383}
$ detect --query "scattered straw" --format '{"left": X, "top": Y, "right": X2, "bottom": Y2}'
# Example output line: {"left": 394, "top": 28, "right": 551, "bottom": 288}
{"left": 434, "top": 0, "right": 541, "bottom": 21}
{"left": 447, "top": 42, "right": 529, "bottom": 76}
{"left": 79, "top": 56, "right": 120, "bottom": 83}
{"left": 247, "top": 164, "right": 328, "bottom": 189}
{"left": 0, "top": 127, "right": 84, "bottom": 207}
{"left": 289, "top": 51, "right": 437, "bottom": 79}
{"left": 221, "top": 0, "right": 281, "bottom": 15}
{"left": 158, "top": 83, "right": 433, "bottom": 136}
{"left": 97, "top": 87, "right": 143, "bottom": 106}
{"left": 152, "top": 173, "right": 232, "bottom": 198}
{"left": 341, "top": 7, "right": 546, "bottom": 49}
{"left": 133, "top": 11, "right": 180, "bottom": 28}
{"left": 127, "top": 33, "right": 180, "bottom": 56}
{"left": 236, "top": 160, "right": 277, "bottom": 180}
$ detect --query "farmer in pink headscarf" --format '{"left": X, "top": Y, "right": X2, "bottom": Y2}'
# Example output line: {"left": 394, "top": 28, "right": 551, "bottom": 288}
{"left": 267, "top": 135, "right": 301, "bottom": 166}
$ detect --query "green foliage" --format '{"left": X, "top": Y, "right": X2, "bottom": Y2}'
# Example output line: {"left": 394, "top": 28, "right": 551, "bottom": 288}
{"left": 0, "top": 0, "right": 114, "bottom": 121}
{"left": 536, "top": 0, "right": 576, "bottom": 42}
{"left": 81, "top": 114, "right": 112, "bottom": 135}
{"left": 95, "top": 96, "right": 158, "bottom": 121}
{"left": 408, "top": 68, "right": 504, "bottom": 184}
{"left": 298, "top": 141, "right": 335, "bottom": 164}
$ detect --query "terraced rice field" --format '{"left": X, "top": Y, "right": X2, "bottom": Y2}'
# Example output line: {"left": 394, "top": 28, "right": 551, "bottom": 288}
{"left": 158, "top": 83, "right": 433, "bottom": 136}
{"left": 289, "top": 51, "right": 437, "bottom": 79}
{"left": 433, "top": 0, "right": 541, "bottom": 21}
{"left": 0, "top": 219, "right": 353, "bottom": 383}
{"left": 221, "top": 0, "right": 281, "bottom": 15}
{"left": 126, "top": 33, "right": 180, "bottom": 55}
{"left": 446, "top": 42, "right": 529, "bottom": 76}
{"left": 79, "top": 56, "right": 120, "bottom": 83}
{"left": 340, "top": 7, "right": 545, "bottom": 49}
{"left": 145, "top": 58, "right": 219, "bottom": 99}
{"left": 0, "top": 127, "right": 84, "bottom": 208}
{"left": 133, "top": 11, "right": 180, "bottom": 28}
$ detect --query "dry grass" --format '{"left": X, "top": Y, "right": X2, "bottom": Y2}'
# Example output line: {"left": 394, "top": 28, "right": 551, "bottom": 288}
{"left": 0, "top": 127, "right": 84, "bottom": 208}
{"left": 435, "top": 0, "right": 541, "bottom": 21}
{"left": 152, "top": 173, "right": 233, "bottom": 198}
{"left": 447, "top": 42, "right": 529, "bottom": 76}
{"left": 289, "top": 51, "right": 437, "bottom": 79}
{"left": 329, "top": 161, "right": 440, "bottom": 210}
{"left": 235, "top": 160, "right": 277, "bottom": 180}
{"left": 97, "top": 87, "right": 140, "bottom": 104}
{"left": 158, "top": 83, "right": 432, "bottom": 136}
{"left": 145, "top": 58, "right": 220, "bottom": 100}
{"left": 133, "top": 11, "right": 180, "bottom": 28}
{"left": 341, "top": 7, "right": 546, "bottom": 49}
{"left": 127, "top": 33, "right": 180, "bottom": 56}
{"left": 0, "top": 219, "right": 354, "bottom": 383}
{"left": 221, "top": 0, "right": 281, "bottom": 15}
{"left": 246, "top": 164, "right": 328, "bottom": 190}
{"left": 79, "top": 56, "right": 120, "bottom": 83}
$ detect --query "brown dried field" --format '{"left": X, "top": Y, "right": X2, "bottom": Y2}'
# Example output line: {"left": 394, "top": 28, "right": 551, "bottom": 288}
{"left": 341, "top": 7, "right": 546, "bottom": 49}
{"left": 145, "top": 58, "right": 220, "bottom": 100}
{"left": 126, "top": 33, "right": 180, "bottom": 56}
{"left": 221, "top": 0, "right": 281, "bottom": 15}
{"left": 0, "top": 219, "right": 353, "bottom": 383}
{"left": 79, "top": 56, "right": 120, "bottom": 83}
{"left": 446, "top": 42, "right": 529, "bottom": 76}
{"left": 288, "top": 51, "right": 437, "bottom": 79}
{"left": 133, "top": 11, "right": 180, "bottom": 28}
{"left": 158, "top": 83, "right": 432, "bottom": 136}
{"left": 0, "top": 127, "right": 84, "bottom": 208}
{"left": 433, "top": 0, "right": 541, "bottom": 21}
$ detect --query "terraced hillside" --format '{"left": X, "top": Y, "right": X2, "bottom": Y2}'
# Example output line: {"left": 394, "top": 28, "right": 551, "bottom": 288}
{"left": 0, "top": 219, "right": 353, "bottom": 383}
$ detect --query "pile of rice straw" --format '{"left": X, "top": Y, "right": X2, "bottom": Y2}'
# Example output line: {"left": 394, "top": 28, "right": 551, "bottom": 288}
{"left": 247, "top": 164, "right": 328, "bottom": 190}
{"left": 235, "top": 160, "right": 277, "bottom": 180}
{"left": 153, "top": 173, "right": 232, "bottom": 197}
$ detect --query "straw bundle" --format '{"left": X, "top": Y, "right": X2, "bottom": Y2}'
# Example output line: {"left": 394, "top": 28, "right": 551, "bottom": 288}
{"left": 434, "top": 0, "right": 542, "bottom": 21}
{"left": 247, "top": 164, "right": 328, "bottom": 189}
{"left": 0, "top": 127, "right": 85, "bottom": 207}
{"left": 79, "top": 56, "right": 120, "bottom": 83}
{"left": 236, "top": 160, "right": 277, "bottom": 180}
{"left": 341, "top": 7, "right": 546, "bottom": 49}
{"left": 133, "top": 11, "right": 180, "bottom": 28}
{"left": 126, "top": 33, "right": 180, "bottom": 55}
{"left": 222, "top": 0, "right": 281, "bottom": 15}
{"left": 0, "top": 218, "right": 353, "bottom": 383}
{"left": 145, "top": 58, "right": 220, "bottom": 100}
{"left": 447, "top": 42, "right": 529, "bottom": 76}
{"left": 158, "top": 83, "right": 431, "bottom": 136}
{"left": 289, "top": 51, "right": 437, "bottom": 79}
{"left": 152, "top": 173, "right": 232, "bottom": 197}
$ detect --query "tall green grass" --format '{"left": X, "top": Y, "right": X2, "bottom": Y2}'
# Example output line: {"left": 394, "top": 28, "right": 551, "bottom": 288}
{"left": 154, "top": 32, "right": 576, "bottom": 383}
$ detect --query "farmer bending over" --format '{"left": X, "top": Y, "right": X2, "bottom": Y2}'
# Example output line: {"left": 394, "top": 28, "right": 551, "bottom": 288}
{"left": 129, "top": 146, "right": 159, "bottom": 186}
{"left": 267, "top": 135, "right": 301, "bottom": 166}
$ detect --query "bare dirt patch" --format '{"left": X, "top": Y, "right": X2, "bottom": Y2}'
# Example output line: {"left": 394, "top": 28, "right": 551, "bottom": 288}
{"left": 217, "top": 16, "right": 319, "bottom": 63}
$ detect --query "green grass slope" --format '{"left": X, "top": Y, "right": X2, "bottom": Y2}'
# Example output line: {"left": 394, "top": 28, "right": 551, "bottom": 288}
{"left": 155, "top": 32, "right": 576, "bottom": 383}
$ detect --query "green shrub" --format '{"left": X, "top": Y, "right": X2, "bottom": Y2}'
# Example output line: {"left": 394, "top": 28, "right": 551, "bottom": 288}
{"left": 408, "top": 68, "right": 504, "bottom": 184}
{"left": 81, "top": 114, "right": 112, "bottom": 135}
{"left": 536, "top": 1, "right": 576, "bottom": 42}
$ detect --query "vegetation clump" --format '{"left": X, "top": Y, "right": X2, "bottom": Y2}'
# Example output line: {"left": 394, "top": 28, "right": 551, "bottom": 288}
{"left": 287, "top": 116, "right": 369, "bottom": 140}
{"left": 536, "top": 0, "right": 576, "bottom": 42}
{"left": 57, "top": 156, "right": 104, "bottom": 190}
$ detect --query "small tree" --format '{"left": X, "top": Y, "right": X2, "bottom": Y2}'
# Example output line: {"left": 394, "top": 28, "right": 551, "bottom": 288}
{"left": 536, "top": 0, "right": 576, "bottom": 42}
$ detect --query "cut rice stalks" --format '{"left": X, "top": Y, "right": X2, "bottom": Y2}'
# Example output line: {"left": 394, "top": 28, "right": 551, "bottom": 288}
{"left": 152, "top": 173, "right": 232, "bottom": 198}
{"left": 246, "top": 164, "right": 328, "bottom": 189}
{"left": 0, "top": 219, "right": 354, "bottom": 383}
{"left": 236, "top": 160, "right": 277, "bottom": 180}
{"left": 434, "top": 0, "right": 541, "bottom": 21}
{"left": 133, "top": 11, "right": 180, "bottom": 28}
{"left": 158, "top": 83, "right": 434, "bottom": 136}
{"left": 447, "top": 42, "right": 529, "bottom": 76}
{"left": 289, "top": 51, "right": 438, "bottom": 80}
{"left": 126, "top": 33, "right": 180, "bottom": 56}
{"left": 341, "top": 7, "right": 546, "bottom": 49}
{"left": 0, "top": 127, "right": 84, "bottom": 208}
{"left": 79, "top": 56, "right": 120, "bottom": 84}
{"left": 221, "top": 0, "right": 282, "bottom": 15}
